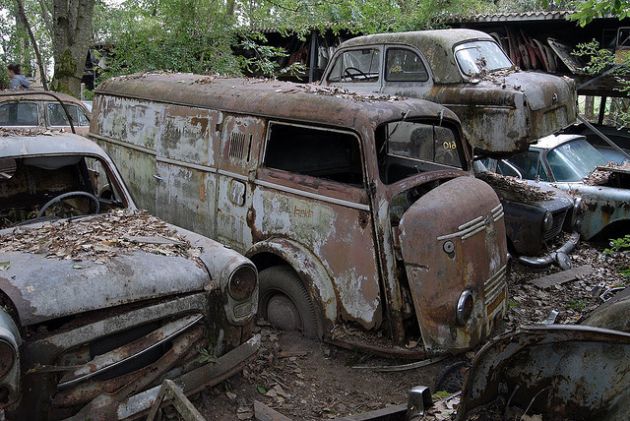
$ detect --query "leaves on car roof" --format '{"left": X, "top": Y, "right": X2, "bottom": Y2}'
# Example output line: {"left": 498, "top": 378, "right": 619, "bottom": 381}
{"left": 0, "top": 209, "right": 201, "bottom": 263}
{"left": 477, "top": 172, "right": 554, "bottom": 202}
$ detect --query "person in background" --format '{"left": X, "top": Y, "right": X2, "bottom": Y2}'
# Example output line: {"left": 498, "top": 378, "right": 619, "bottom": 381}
{"left": 7, "top": 64, "right": 30, "bottom": 90}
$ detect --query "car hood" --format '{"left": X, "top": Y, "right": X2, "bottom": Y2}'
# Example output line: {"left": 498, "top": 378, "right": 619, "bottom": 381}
{"left": 0, "top": 216, "right": 246, "bottom": 326}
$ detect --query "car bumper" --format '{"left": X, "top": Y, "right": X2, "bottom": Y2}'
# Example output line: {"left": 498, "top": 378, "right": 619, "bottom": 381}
{"left": 63, "top": 334, "right": 261, "bottom": 421}
{"left": 517, "top": 232, "right": 580, "bottom": 269}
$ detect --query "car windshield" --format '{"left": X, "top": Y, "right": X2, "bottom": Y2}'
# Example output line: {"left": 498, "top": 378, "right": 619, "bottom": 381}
{"left": 47, "top": 103, "right": 90, "bottom": 126}
{"left": 375, "top": 120, "right": 463, "bottom": 184}
{"left": 547, "top": 138, "right": 609, "bottom": 182}
{"left": 0, "top": 154, "right": 125, "bottom": 228}
{"left": 454, "top": 40, "right": 512, "bottom": 76}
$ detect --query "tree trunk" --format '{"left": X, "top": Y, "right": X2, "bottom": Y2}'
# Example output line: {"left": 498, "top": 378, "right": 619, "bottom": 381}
{"left": 51, "top": 0, "right": 95, "bottom": 97}
{"left": 15, "top": 0, "right": 48, "bottom": 90}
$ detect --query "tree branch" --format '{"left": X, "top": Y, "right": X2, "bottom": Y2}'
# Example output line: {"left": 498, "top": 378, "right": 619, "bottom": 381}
{"left": 14, "top": 0, "right": 48, "bottom": 90}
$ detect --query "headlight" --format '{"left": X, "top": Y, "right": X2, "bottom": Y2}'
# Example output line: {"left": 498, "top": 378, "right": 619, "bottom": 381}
{"left": 571, "top": 197, "right": 583, "bottom": 228}
{"left": 0, "top": 340, "right": 15, "bottom": 378}
{"left": 228, "top": 266, "right": 257, "bottom": 301}
{"left": 456, "top": 290, "right": 474, "bottom": 325}
{"left": 542, "top": 211, "right": 553, "bottom": 232}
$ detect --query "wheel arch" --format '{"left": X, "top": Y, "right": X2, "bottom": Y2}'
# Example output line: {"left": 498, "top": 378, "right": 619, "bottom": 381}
{"left": 246, "top": 238, "right": 338, "bottom": 330}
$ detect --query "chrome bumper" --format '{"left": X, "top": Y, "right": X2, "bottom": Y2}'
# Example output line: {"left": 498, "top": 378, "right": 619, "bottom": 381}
{"left": 517, "top": 232, "right": 580, "bottom": 269}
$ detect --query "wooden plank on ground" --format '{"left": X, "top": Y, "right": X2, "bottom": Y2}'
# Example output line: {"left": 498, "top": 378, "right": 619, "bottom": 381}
{"left": 530, "top": 264, "right": 593, "bottom": 289}
{"left": 332, "top": 404, "right": 407, "bottom": 421}
{"left": 254, "top": 400, "right": 293, "bottom": 421}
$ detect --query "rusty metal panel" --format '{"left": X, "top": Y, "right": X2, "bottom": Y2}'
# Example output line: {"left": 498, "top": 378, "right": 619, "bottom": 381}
{"left": 457, "top": 326, "right": 630, "bottom": 421}
{"left": 398, "top": 176, "right": 508, "bottom": 352}
{"left": 218, "top": 115, "right": 265, "bottom": 175}
{"left": 155, "top": 161, "right": 217, "bottom": 240}
{"left": 250, "top": 170, "right": 383, "bottom": 330}
{"left": 156, "top": 104, "right": 221, "bottom": 167}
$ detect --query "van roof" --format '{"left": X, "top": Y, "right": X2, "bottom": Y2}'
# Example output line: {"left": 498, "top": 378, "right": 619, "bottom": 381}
{"left": 94, "top": 73, "right": 460, "bottom": 130}
{"left": 337, "top": 29, "right": 495, "bottom": 84}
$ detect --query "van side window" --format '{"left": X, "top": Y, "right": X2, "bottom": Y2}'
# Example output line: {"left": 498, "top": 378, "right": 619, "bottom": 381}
{"left": 327, "top": 49, "right": 380, "bottom": 83}
{"left": 386, "top": 49, "right": 428, "bottom": 82}
{"left": 264, "top": 123, "right": 364, "bottom": 186}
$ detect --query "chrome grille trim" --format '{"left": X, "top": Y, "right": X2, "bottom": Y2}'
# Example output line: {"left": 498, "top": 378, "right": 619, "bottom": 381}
{"left": 484, "top": 264, "right": 507, "bottom": 304}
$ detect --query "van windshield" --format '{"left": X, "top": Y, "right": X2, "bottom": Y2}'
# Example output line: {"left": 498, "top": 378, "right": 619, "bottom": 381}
{"left": 454, "top": 40, "right": 512, "bottom": 76}
{"left": 376, "top": 120, "right": 463, "bottom": 184}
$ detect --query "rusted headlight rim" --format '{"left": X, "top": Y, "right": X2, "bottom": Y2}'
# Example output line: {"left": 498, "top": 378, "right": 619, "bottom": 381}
{"left": 542, "top": 211, "right": 553, "bottom": 232}
{"left": 228, "top": 265, "right": 258, "bottom": 302}
{"left": 456, "top": 290, "right": 474, "bottom": 326}
{"left": 571, "top": 197, "right": 583, "bottom": 228}
{"left": 0, "top": 340, "right": 15, "bottom": 378}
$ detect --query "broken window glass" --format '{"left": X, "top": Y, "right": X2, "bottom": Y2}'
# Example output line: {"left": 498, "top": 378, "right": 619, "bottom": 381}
{"left": 47, "top": 103, "right": 90, "bottom": 126}
{"left": 455, "top": 40, "right": 512, "bottom": 76}
{"left": 264, "top": 123, "right": 364, "bottom": 186}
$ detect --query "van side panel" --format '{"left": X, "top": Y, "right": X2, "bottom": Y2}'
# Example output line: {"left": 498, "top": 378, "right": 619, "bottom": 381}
{"left": 91, "top": 96, "right": 159, "bottom": 214}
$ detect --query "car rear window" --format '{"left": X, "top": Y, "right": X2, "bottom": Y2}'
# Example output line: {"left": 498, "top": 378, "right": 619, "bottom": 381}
{"left": 0, "top": 102, "right": 38, "bottom": 126}
{"left": 454, "top": 40, "right": 512, "bottom": 76}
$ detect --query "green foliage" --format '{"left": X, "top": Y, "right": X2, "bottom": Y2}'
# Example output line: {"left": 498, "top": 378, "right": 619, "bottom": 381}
{"left": 570, "top": 0, "right": 630, "bottom": 27}
{"left": 605, "top": 234, "right": 630, "bottom": 254}
{"left": 567, "top": 298, "right": 587, "bottom": 311}
{"left": 0, "top": 60, "right": 8, "bottom": 89}
{"left": 239, "top": 38, "right": 305, "bottom": 78}
{"left": 574, "top": 40, "right": 630, "bottom": 128}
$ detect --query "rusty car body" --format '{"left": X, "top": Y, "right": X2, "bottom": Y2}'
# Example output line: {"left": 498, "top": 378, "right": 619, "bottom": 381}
{"left": 456, "top": 325, "right": 630, "bottom": 421}
{"left": 0, "top": 91, "right": 91, "bottom": 135}
{"left": 487, "top": 133, "right": 630, "bottom": 240}
{"left": 0, "top": 133, "right": 259, "bottom": 419}
{"left": 89, "top": 74, "right": 509, "bottom": 356}
{"left": 321, "top": 29, "right": 577, "bottom": 155}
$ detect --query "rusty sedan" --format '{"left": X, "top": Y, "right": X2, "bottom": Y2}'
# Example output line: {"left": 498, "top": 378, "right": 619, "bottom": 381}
{"left": 0, "top": 91, "right": 91, "bottom": 136}
{"left": 321, "top": 29, "right": 577, "bottom": 155}
{"left": 0, "top": 132, "right": 259, "bottom": 420}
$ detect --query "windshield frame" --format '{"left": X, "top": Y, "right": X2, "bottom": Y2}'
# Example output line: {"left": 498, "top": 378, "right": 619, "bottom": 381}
{"left": 0, "top": 151, "right": 133, "bottom": 227}
{"left": 453, "top": 39, "right": 513, "bottom": 77}
{"left": 545, "top": 138, "right": 609, "bottom": 182}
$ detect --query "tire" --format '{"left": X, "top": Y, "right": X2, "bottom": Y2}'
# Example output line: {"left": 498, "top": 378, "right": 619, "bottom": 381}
{"left": 434, "top": 360, "right": 470, "bottom": 393}
{"left": 258, "top": 265, "right": 322, "bottom": 339}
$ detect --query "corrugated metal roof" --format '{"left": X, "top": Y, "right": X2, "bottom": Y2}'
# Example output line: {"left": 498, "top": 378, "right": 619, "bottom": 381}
{"left": 448, "top": 10, "right": 575, "bottom": 23}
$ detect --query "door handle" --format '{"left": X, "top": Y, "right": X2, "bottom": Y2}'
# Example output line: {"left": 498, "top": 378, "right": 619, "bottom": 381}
{"left": 153, "top": 174, "right": 164, "bottom": 181}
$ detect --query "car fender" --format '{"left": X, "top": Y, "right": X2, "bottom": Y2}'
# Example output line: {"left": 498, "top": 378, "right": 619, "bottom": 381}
{"left": 246, "top": 238, "right": 337, "bottom": 329}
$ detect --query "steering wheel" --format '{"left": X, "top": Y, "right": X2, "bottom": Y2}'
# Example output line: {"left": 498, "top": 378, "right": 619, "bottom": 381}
{"left": 343, "top": 67, "right": 368, "bottom": 80}
{"left": 37, "top": 191, "right": 101, "bottom": 218}
{"left": 498, "top": 159, "right": 523, "bottom": 180}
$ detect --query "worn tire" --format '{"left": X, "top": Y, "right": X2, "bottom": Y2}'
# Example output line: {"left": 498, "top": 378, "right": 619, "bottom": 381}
{"left": 258, "top": 265, "right": 322, "bottom": 339}
{"left": 434, "top": 360, "right": 470, "bottom": 393}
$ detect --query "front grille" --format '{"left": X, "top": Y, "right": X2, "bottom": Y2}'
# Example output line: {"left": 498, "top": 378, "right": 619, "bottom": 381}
{"left": 484, "top": 264, "right": 507, "bottom": 307}
{"left": 544, "top": 210, "right": 567, "bottom": 242}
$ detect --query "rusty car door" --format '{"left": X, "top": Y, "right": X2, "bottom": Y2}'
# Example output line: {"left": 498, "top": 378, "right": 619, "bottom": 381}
{"left": 380, "top": 45, "right": 434, "bottom": 98}
{"left": 154, "top": 104, "right": 223, "bottom": 239}
{"left": 251, "top": 121, "right": 383, "bottom": 330}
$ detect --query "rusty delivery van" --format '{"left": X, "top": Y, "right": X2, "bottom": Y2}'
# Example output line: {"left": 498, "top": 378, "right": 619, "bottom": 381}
{"left": 89, "top": 74, "right": 508, "bottom": 356}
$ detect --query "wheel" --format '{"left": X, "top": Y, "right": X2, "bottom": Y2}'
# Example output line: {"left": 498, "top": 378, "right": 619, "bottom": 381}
{"left": 258, "top": 266, "right": 322, "bottom": 339}
{"left": 434, "top": 360, "right": 470, "bottom": 393}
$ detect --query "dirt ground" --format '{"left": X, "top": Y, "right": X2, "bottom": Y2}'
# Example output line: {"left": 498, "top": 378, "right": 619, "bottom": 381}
{"left": 194, "top": 238, "right": 629, "bottom": 421}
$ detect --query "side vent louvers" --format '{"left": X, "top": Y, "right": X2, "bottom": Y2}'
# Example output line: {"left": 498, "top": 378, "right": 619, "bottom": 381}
{"left": 229, "top": 132, "right": 253, "bottom": 161}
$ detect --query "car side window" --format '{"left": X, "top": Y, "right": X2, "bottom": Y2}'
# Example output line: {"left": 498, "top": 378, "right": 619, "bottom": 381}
{"left": 504, "top": 150, "right": 543, "bottom": 180}
{"left": 47, "top": 103, "right": 90, "bottom": 126}
{"left": 264, "top": 123, "right": 364, "bottom": 186}
{"left": 0, "top": 102, "right": 38, "bottom": 126}
{"left": 327, "top": 49, "right": 380, "bottom": 83}
{"left": 386, "top": 48, "right": 428, "bottom": 82}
